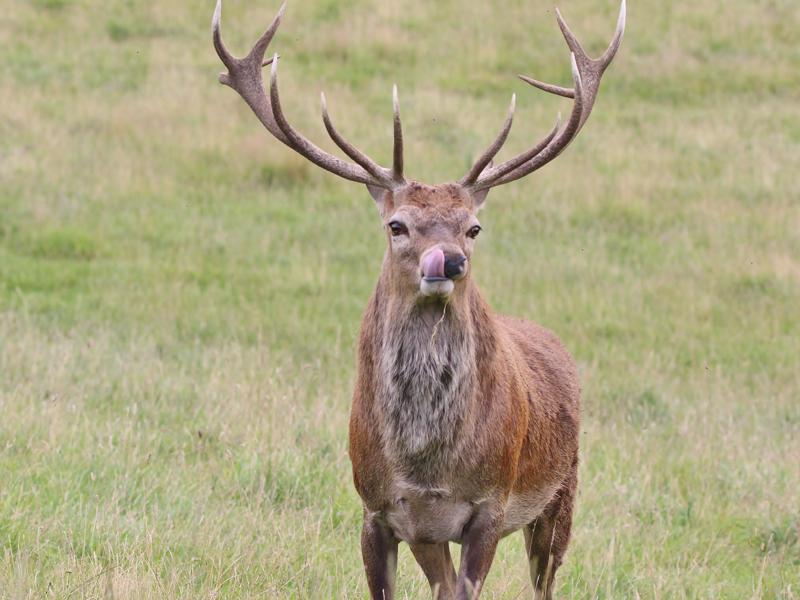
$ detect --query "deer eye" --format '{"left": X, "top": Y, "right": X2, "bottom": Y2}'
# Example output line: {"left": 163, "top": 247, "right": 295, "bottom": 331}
{"left": 466, "top": 225, "right": 482, "bottom": 239}
{"left": 388, "top": 221, "right": 408, "bottom": 237}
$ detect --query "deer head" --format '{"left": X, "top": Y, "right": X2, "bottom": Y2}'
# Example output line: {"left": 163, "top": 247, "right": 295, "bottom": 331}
{"left": 376, "top": 183, "right": 481, "bottom": 300}
{"left": 212, "top": 0, "right": 625, "bottom": 301}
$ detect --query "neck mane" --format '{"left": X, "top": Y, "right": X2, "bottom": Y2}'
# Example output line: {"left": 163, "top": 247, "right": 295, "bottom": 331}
{"left": 368, "top": 279, "right": 495, "bottom": 480}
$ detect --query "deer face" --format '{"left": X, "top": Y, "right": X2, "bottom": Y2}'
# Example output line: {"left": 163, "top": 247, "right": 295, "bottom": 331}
{"left": 379, "top": 184, "right": 482, "bottom": 299}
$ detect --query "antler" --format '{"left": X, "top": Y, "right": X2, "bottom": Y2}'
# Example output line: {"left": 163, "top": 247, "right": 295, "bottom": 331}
{"left": 461, "top": 0, "right": 626, "bottom": 192}
{"left": 212, "top": 0, "right": 405, "bottom": 191}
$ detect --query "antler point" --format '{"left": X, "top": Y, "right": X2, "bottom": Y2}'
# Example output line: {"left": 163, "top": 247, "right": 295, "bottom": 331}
{"left": 269, "top": 53, "right": 280, "bottom": 82}
{"left": 212, "top": 0, "right": 222, "bottom": 35}
{"left": 569, "top": 53, "right": 583, "bottom": 91}
{"left": 213, "top": 0, "right": 222, "bottom": 26}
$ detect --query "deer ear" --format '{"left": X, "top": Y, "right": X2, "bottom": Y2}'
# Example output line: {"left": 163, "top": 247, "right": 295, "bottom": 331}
{"left": 471, "top": 188, "right": 490, "bottom": 211}
{"left": 469, "top": 159, "right": 492, "bottom": 210}
{"left": 367, "top": 184, "right": 385, "bottom": 204}
{"left": 367, "top": 185, "right": 399, "bottom": 217}
{"left": 367, "top": 184, "right": 389, "bottom": 213}
{"left": 367, "top": 184, "right": 393, "bottom": 217}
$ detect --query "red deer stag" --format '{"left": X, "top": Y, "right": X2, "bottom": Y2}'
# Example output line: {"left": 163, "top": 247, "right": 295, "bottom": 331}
{"left": 212, "top": 1, "right": 625, "bottom": 598}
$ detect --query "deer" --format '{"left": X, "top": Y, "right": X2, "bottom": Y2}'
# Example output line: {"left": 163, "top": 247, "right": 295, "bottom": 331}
{"left": 212, "top": 1, "right": 625, "bottom": 598}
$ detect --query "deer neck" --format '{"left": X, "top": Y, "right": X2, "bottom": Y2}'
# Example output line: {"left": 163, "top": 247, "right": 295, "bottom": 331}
{"left": 370, "top": 275, "right": 493, "bottom": 480}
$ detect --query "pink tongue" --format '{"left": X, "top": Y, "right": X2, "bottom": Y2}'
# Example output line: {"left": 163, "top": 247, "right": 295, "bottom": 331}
{"left": 422, "top": 248, "right": 445, "bottom": 279}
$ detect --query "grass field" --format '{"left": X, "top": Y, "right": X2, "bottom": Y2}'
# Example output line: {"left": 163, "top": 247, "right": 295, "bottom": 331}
{"left": 1, "top": 0, "right": 799, "bottom": 597}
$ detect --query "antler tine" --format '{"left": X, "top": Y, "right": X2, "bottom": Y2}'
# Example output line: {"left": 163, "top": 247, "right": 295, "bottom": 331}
{"left": 269, "top": 56, "right": 381, "bottom": 185}
{"left": 518, "top": 75, "right": 574, "bottom": 99}
{"left": 473, "top": 114, "right": 562, "bottom": 190}
{"left": 459, "top": 94, "right": 516, "bottom": 187}
{"left": 248, "top": 1, "right": 287, "bottom": 65}
{"left": 474, "top": 55, "right": 583, "bottom": 190}
{"left": 555, "top": 7, "right": 589, "bottom": 61}
{"left": 392, "top": 85, "right": 404, "bottom": 182}
{"left": 321, "top": 92, "right": 394, "bottom": 186}
{"left": 599, "top": 0, "right": 627, "bottom": 68}
{"left": 465, "top": 0, "right": 625, "bottom": 191}
{"left": 211, "top": 0, "right": 235, "bottom": 72}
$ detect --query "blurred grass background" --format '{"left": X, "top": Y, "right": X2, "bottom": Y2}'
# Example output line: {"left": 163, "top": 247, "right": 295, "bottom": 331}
{"left": 1, "top": 0, "right": 798, "bottom": 597}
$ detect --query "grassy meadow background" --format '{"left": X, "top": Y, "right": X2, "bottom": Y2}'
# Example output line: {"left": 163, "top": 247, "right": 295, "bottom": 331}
{"left": 1, "top": 0, "right": 799, "bottom": 597}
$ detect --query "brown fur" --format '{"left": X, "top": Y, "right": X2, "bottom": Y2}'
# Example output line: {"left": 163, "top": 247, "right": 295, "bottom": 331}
{"left": 349, "top": 185, "right": 580, "bottom": 599}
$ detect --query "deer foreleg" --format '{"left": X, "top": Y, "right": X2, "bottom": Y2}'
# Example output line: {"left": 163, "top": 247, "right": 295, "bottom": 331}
{"left": 455, "top": 504, "right": 503, "bottom": 600}
{"left": 361, "top": 511, "right": 399, "bottom": 600}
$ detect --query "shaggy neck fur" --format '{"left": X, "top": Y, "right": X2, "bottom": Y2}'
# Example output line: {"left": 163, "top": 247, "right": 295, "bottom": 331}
{"left": 375, "top": 285, "right": 483, "bottom": 481}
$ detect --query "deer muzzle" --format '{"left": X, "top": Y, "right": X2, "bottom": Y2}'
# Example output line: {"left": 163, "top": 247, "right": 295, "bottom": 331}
{"left": 420, "top": 248, "right": 467, "bottom": 297}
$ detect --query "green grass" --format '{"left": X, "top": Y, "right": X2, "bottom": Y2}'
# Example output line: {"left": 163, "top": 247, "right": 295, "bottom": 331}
{"left": 1, "top": 0, "right": 799, "bottom": 597}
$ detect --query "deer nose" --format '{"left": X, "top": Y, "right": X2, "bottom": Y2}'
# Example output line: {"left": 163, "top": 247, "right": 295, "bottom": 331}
{"left": 444, "top": 254, "right": 467, "bottom": 280}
